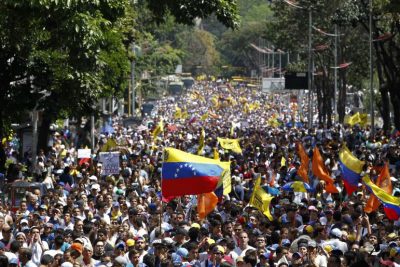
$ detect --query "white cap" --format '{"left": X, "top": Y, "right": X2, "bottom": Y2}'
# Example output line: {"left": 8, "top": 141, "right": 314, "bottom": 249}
{"left": 20, "top": 219, "right": 29, "bottom": 225}
{"left": 91, "top": 184, "right": 100, "bottom": 190}
{"left": 319, "top": 217, "right": 327, "bottom": 226}
{"left": 89, "top": 175, "right": 98, "bottom": 181}
{"left": 331, "top": 228, "right": 342, "bottom": 238}
{"left": 61, "top": 262, "right": 73, "bottom": 267}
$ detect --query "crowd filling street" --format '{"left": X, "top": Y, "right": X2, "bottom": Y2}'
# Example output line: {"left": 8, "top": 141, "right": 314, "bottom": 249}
{"left": 2, "top": 81, "right": 400, "bottom": 267}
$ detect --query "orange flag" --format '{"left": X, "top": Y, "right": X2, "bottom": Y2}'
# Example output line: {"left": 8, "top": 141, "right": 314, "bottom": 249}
{"left": 312, "top": 147, "right": 339, "bottom": 194}
{"left": 297, "top": 142, "right": 310, "bottom": 183}
{"left": 197, "top": 192, "right": 218, "bottom": 220}
{"left": 365, "top": 162, "right": 392, "bottom": 213}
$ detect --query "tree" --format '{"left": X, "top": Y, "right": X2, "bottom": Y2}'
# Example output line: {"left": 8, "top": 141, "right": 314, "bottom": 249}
{"left": 0, "top": 0, "right": 241, "bottom": 172}
{"left": 265, "top": 0, "right": 374, "bottom": 127}
{"left": 145, "top": 0, "right": 240, "bottom": 29}
{"left": 0, "top": 0, "right": 134, "bottom": 172}
{"left": 176, "top": 29, "right": 221, "bottom": 75}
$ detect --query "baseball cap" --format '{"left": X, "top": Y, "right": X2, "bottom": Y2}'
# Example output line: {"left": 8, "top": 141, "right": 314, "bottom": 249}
{"left": 126, "top": 239, "right": 135, "bottom": 247}
{"left": 213, "top": 245, "right": 225, "bottom": 254}
{"left": 236, "top": 256, "right": 244, "bottom": 263}
{"left": 116, "top": 242, "right": 126, "bottom": 250}
{"left": 89, "top": 175, "right": 98, "bottom": 181}
{"left": 176, "top": 247, "right": 189, "bottom": 258}
{"left": 114, "top": 256, "right": 127, "bottom": 265}
{"left": 292, "top": 252, "right": 302, "bottom": 259}
{"left": 91, "top": 184, "right": 100, "bottom": 190}
{"left": 190, "top": 223, "right": 201, "bottom": 229}
{"left": 308, "top": 240, "right": 317, "bottom": 248}
{"left": 308, "top": 205, "right": 318, "bottom": 212}
{"left": 70, "top": 243, "right": 83, "bottom": 254}
{"left": 331, "top": 228, "right": 342, "bottom": 238}
{"left": 206, "top": 238, "right": 215, "bottom": 245}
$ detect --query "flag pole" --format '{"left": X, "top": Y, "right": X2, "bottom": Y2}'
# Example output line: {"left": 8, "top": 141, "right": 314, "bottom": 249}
{"left": 160, "top": 148, "right": 165, "bottom": 233}
{"left": 159, "top": 201, "right": 163, "bottom": 235}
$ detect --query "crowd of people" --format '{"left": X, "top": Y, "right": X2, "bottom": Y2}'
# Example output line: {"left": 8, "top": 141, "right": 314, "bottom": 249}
{"left": 1, "top": 80, "right": 400, "bottom": 267}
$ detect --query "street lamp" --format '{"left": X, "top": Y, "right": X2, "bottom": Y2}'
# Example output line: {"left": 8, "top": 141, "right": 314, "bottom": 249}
{"left": 369, "top": 0, "right": 374, "bottom": 136}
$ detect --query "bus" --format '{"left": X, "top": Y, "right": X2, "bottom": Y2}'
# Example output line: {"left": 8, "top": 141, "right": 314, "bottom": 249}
{"left": 168, "top": 81, "right": 184, "bottom": 95}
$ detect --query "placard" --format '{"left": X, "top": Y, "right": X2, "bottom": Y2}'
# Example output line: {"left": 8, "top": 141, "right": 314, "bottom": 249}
{"left": 78, "top": 149, "right": 91, "bottom": 159}
{"left": 99, "top": 152, "right": 120, "bottom": 176}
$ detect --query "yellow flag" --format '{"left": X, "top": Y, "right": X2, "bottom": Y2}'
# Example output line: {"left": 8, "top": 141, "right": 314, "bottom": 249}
{"left": 359, "top": 113, "right": 368, "bottom": 126}
{"left": 174, "top": 107, "right": 182, "bottom": 119}
{"left": 197, "top": 128, "right": 205, "bottom": 155}
{"left": 348, "top": 112, "right": 368, "bottom": 126}
{"left": 152, "top": 120, "right": 164, "bottom": 139}
{"left": 181, "top": 110, "right": 189, "bottom": 120}
{"left": 211, "top": 95, "right": 219, "bottom": 109}
{"left": 201, "top": 113, "right": 208, "bottom": 121}
{"left": 213, "top": 147, "right": 220, "bottom": 160}
{"left": 217, "top": 137, "right": 242, "bottom": 154}
{"left": 217, "top": 161, "right": 232, "bottom": 195}
{"left": 250, "top": 174, "right": 262, "bottom": 204}
{"left": 249, "top": 174, "right": 274, "bottom": 221}
{"left": 101, "top": 138, "right": 117, "bottom": 152}
{"left": 281, "top": 157, "right": 286, "bottom": 167}
{"left": 267, "top": 117, "right": 280, "bottom": 128}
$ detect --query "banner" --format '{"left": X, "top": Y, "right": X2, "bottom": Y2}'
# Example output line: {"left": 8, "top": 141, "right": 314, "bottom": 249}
{"left": 99, "top": 152, "right": 120, "bottom": 176}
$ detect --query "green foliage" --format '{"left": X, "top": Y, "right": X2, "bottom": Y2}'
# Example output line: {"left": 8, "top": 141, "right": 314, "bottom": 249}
{"left": 145, "top": 0, "right": 240, "bottom": 29}
{"left": 176, "top": 29, "right": 221, "bottom": 75}
{"left": 136, "top": 41, "right": 183, "bottom": 77}
{"left": 0, "top": 0, "right": 133, "bottom": 139}
{"left": 218, "top": 22, "right": 266, "bottom": 75}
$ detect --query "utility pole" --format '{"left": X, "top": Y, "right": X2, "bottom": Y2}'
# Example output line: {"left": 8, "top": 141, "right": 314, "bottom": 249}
{"left": 334, "top": 24, "right": 338, "bottom": 121}
{"left": 369, "top": 0, "right": 375, "bottom": 136}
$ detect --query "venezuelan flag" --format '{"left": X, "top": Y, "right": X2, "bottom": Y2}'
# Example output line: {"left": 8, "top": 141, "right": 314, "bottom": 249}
{"left": 363, "top": 175, "right": 400, "bottom": 220}
{"left": 339, "top": 145, "right": 365, "bottom": 195}
{"left": 282, "top": 181, "right": 314, "bottom": 193}
{"left": 162, "top": 148, "right": 224, "bottom": 198}
{"left": 365, "top": 163, "right": 392, "bottom": 213}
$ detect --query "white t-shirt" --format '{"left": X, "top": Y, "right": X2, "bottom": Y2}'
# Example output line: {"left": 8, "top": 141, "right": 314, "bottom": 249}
{"left": 233, "top": 245, "right": 255, "bottom": 257}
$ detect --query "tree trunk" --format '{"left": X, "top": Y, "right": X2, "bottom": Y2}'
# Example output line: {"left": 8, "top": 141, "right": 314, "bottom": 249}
{"left": 391, "top": 90, "right": 400, "bottom": 130}
{"left": 380, "top": 86, "right": 391, "bottom": 132}
{"left": 0, "top": 114, "right": 5, "bottom": 174}
{"left": 37, "top": 115, "right": 52, "bottom": 153}
{"left": 337, "top": 70, "right": 347, "bottom": 123}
